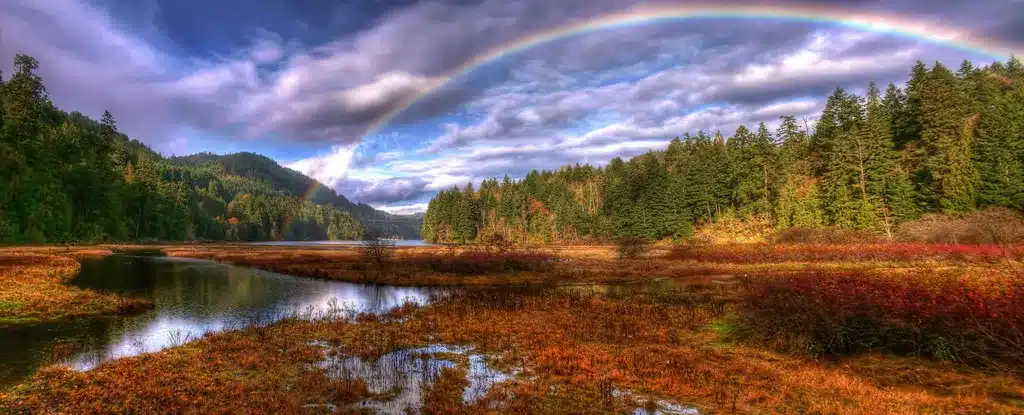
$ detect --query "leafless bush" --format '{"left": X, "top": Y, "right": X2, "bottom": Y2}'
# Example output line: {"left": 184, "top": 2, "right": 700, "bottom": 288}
{"left": 897, "top": 208, "right": 1024, "bottom": 244}
{"left": 360, "top": 230, "right": 396, "bottom": 269}
{"left": 972, "top": 208, "right": 1024, "bottom": 245}
{"left": 615, "top": 237, "right": 651, "bottom": 260}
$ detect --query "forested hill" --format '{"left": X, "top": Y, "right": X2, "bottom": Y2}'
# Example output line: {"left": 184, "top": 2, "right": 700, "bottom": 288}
{"left": 0, "top": 53, "right": 417, "bottom": 243}
{"left": 422, "top": 57, "right": 1024, "bottom": 244}
{"left": 170, "top": 152, "right": 423, "bottom": 239}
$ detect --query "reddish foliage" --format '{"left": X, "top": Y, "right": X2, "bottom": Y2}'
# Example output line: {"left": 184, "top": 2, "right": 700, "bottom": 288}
{"left": 737, "top": 270, "right": 1024, "bottom": 373}
{"left": 407, "top": 250, "right": 558, "bottom": 274}
{"left": 528, "top": 196, "right": 550, "bottom": 215}
{"left": 667, "top": 243, "right": 1024, "bottom": 263}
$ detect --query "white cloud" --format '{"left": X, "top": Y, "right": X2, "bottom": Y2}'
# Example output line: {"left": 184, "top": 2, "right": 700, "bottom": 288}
{"left": 375, "top": 203, "right": 429, "bottom": 215}
{"left": 730, "top": 31, "right": 920, "bottom": 88}
{"left": 7, "top": 0, "right": 1006, "bottom": 212}
{"left": 287, "top": 145, "right": 357, "bottom": 188}
{"left": 752, "top": 100, "right": 820, "bottom": 118}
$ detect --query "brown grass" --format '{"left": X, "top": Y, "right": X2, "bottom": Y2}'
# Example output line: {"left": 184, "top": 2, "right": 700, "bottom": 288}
{"left": 5, "top": 242, "right": 1022, "bottom": 412}
{"left": 4, "top": 284, "right": 1022, "bottom": 413}
{"left": 0, "top": 248, "right": 152, "bottom": 325}
{"left": 158, "top": 243, "right": 989, "bottom": 289}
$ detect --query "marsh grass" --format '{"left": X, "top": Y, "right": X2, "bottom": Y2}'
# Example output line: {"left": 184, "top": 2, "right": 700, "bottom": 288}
{"left": 734, "top": 268, "right": 1024, "bottom": 377}
{"left": 4, "top": 281, "right": 1024, "bottom": 413}
{"left": 0, "top": 249, "right": 152, "bottom": 324}
{"left": 665, "top": 242, "right": 1024, "bottom": 263}
{"left": 10, "top": 243, "right": 1021, "bottom": 412}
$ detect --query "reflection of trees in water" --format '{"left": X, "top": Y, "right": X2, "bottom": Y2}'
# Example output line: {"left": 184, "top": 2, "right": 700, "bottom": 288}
{"left": 2, "top": 255, "right": 438, "bottom": 388}
{"left": 319, "top": 345, "right": 515, "bottom": 413}
{"left": 0, "top": 315, "right": 145, "bottom": 388}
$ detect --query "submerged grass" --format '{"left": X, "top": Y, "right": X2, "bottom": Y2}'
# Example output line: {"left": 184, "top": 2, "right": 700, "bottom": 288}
{"left": 0, "top": 248, "right": 151, "bottom": 325}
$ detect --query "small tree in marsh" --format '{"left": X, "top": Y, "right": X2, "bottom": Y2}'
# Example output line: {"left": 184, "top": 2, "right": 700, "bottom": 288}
{"left": 360, "top": 228, "right": 395, "bottom": 270}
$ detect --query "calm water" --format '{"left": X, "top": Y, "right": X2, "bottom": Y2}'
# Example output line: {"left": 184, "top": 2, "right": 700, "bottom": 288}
{"left": 0, "top": 255, "right": 438, "bottom": 389}
{"left": 246, "top": 240, "right": 432, "bottom": 247}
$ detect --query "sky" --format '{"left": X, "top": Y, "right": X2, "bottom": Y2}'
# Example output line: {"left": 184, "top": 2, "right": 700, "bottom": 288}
{"left": 2, "top": 0, "right": 1023, "bottom": 215}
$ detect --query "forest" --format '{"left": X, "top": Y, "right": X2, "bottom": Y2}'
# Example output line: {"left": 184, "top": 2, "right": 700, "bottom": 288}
{"left": 0, "top": 54, "right": 419, "bottom": 244}
{"left": 422, "top": 58, "right": 1024, "bottom": 244}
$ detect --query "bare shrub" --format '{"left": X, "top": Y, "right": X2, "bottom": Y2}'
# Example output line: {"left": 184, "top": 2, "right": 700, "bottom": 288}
{"left": 897, "top": 207, "right": 1024, "bottom": 244}
{"left": 971, "top": 208, "right": 1024, "bottom": 245}
{"left": 360, "top": 230, "right": 396, "bottom": 269}
{"left": 615, "top": 237, "right": 651, "bottom": 260}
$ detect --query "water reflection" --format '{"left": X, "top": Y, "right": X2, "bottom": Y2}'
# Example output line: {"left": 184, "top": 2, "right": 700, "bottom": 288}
{"left": 0, "top": 255, "right": 438, "bottom": 389}
{"left": 316, "top": 344, "right": 517, "bottom": 413}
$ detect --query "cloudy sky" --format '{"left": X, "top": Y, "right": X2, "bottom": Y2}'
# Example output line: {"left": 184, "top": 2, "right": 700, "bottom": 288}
{"left": 3, "top": 0, "right": 1022, "bottom": 214}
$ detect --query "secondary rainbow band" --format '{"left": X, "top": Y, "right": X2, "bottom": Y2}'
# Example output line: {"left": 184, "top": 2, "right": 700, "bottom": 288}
{"left": 298, "top": 2, "right": 1020, "bottom": 207}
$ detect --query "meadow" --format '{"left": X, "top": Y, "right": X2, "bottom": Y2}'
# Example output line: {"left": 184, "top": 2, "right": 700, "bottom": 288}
{"left": 1, "top": 241, "right": 1023, "bottom": 413}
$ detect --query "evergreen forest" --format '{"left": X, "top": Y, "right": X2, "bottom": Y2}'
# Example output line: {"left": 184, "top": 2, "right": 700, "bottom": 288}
{"left": 422, "top": 58, "right": 1024, "bottom": 244}
{"left": 0, "top": 54, "right": 419, "bottom": 243}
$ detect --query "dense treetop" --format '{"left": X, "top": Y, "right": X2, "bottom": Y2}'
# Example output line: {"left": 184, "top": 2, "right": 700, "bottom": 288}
{"left": 0, "top": 54, "right": 417, "bottom": 243}
{"left": 423, "top": 58, "right": 1024, "bottom": 244}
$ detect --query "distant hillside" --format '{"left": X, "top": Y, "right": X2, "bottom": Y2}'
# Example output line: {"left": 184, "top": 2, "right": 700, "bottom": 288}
{"left": 0, "top": 53, "right": 417, "bottom": 243}
{"left": 170, "top": 152, "right": 423, "bottom": 239}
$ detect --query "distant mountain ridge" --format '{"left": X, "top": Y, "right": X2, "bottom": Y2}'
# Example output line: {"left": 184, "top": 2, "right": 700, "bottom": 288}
{"left": 0, "top": 52, "right": 423, "bottom": 243}
{"left": 169, "top": 152, "right": 423, "bottom": 239}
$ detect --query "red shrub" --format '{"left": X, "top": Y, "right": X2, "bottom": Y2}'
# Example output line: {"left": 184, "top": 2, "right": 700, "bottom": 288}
{"left": 666, "top": 243, "right": 1024, "bottom": 263}
{"left": 405, "top": 249, "right": 558, "bottom": 274}
{"left": 736, "top": 270, "right": 1024, "bottom": 374}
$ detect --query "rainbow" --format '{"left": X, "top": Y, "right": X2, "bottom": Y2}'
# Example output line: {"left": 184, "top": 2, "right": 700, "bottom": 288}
{"left": 297, "top": 2, "right": 1020, "bottom": 212}
{"left": 360, "top": 3, "right": 1017, "bottom": 143}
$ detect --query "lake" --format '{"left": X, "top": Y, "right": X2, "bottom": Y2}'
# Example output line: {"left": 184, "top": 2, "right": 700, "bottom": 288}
{"left": 0, "top": 255, "right": 439, "bottom": 389}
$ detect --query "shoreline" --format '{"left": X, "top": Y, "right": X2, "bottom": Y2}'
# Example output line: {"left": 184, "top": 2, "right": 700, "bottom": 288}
{"left": 0, "top": 249, "right": 153, "bottom": 326}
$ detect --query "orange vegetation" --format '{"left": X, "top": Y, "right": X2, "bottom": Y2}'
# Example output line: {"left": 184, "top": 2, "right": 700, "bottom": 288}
{"left": 4, "top": 243, "right": 1022, "bottom": 412}
{"left": 158, "top": 242, "right": 993, "bottom": 288}
{"left": 736, "top": 268, "right": 1024, "bottom": 374}
{"left": 5, "top": 281, "right": 1023, "bottom": 413}
{"left": 0, "top": 248, "right": 151, "bottom": 324}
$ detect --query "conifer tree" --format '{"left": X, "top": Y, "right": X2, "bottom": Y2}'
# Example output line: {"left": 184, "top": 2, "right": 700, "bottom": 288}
{"left": 973, "top": 61, "right": 1024, "bottom": 208}
{"left": 919, "top": 62, "right": 977, "bottom": 212}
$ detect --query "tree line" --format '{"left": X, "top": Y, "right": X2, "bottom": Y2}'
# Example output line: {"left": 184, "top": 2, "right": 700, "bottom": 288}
{"left": 422, "top": 57, "right": 1024, "bottom": 244}
{"left": 0, "top": 54, "right": 364, "bottom": 243}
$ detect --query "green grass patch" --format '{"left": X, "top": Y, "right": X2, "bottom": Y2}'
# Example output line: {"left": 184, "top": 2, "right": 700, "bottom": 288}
{"left": 0, "top": 300, "right": 26, "bottom": 313}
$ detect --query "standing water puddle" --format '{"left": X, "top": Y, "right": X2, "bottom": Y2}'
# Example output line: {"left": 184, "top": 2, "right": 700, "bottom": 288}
{"left": 0, "top": 254, "right": 440, "bottom": 388}
{"left": 314, "top": 343, "right": 517, "bottom": 413}
{"left": 615, "top": 388, "right": 701, "bottom": 415}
